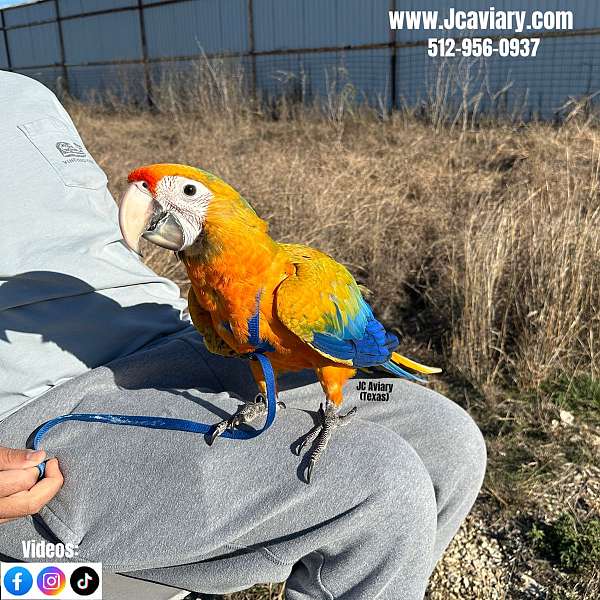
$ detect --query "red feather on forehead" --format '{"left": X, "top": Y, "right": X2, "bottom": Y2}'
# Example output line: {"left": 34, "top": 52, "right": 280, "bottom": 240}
{"left": 127, "top": 166, "right": 163, "bottom": 194}
{"left": 127, "top": 163, "right": 220, "bottom": 193}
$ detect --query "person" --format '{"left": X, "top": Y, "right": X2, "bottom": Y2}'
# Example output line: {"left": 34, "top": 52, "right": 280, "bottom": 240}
{"left": 0, "top": 70, "right": 486, "bottom": 600}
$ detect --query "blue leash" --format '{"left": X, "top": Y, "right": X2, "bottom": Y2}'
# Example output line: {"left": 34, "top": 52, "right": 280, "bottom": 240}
{"left": 34, "top": 292, "right": 277, "bottom": 477}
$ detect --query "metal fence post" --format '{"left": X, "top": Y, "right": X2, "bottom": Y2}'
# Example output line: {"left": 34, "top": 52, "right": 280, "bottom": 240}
{"left": 247, "top": 0, "right": 257, "bottom": 101}
{"left": 54, "top": 0, "right": 70, "bottom": 95}
{"left": 1, "top": 10, "right": 13, "bottom": 71}
{"left": 389, "top": 0, "right": 397, "bottom": 113}
{"left": 137, "top": 0, "right": 153, "bottom": 106}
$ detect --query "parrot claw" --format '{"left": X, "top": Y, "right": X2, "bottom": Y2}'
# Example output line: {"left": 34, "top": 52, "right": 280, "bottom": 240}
{"left": 207, "top": 393, "right": 285, "bottom": 445}
{"left": 300, "top": 402, "right": 357, "bottom": 484}
{"left": 207, "top": 420, "right": 229, "bottom": 446}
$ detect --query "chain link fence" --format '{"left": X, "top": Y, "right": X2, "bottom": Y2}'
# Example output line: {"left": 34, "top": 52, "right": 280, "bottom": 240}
{"left": 2, "top": 0, "right": 600, "bottom": 119}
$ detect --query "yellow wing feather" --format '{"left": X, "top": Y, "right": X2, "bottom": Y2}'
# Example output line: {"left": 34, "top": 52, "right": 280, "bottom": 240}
{"left": 391, "top": 352, "right": 442, "bottom": 374}
{"left": 275, "top": 244, "right": 361, "bottom": 365}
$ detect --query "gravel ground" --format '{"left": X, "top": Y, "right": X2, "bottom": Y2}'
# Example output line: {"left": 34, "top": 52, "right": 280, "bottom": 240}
{"left": 427, "top": 516, "right": 507, "bottom": 599}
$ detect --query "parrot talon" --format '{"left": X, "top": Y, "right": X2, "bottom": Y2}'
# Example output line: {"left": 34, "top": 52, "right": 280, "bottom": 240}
{"left": 296, "top": 404, "right": 327, "bottom": 454}
{"left": 301, "top": 402, "right": 357, "bottom": 483}
{"left": 296, "top": 428, "right": 319, "bottom": 455}
{"left": 207, "top": 420, "right": 229, "bottom": 446}
{"left": 338, "top": 406, "right": 358, "bottom": 423}
{"left": 207, "top": 393, "right": 284, "bottom": 445}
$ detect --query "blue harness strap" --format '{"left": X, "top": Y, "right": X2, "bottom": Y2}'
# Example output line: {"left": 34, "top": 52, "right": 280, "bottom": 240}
{"left": 34, "top": 290, "right": 277, "bottom": 477}
{"left": 247, "top": 290, "right": 275, "bottom": 352}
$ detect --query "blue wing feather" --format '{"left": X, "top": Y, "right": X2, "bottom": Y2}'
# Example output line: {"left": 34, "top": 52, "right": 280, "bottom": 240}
{"left": 380, "top": 359, "right": 427, "bottom": 383}
{"left": 275, "top": 248, "right": 426, "bottom": 383}
{"left": 311, "top": 296, "right": 399, "bottom": 368}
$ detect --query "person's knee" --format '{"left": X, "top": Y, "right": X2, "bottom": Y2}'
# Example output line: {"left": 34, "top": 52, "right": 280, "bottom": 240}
{"left": 360, "top": 425, "right": 438, "bottom": 533}
{"left": 463, "top": 412, "right": 487, "bottom": 482}
{"left": 448, "top": 401, "right": 486, "bottom": 486}
{"left": 425, "top": 391, "right": 487, "bottom": 499}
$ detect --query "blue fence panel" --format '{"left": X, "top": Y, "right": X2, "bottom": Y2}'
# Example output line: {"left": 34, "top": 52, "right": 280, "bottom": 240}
{"left": 143, "top": 0, "right": 248, "bottom": 58}
{"left": 67, "top": 63, "right": 146, "bottom": 100}
{"left": 255, "top": 49, "right": 390, "bottom": 107}
{"left": 61, "top": 11, "right": 142, "bottom": 63}
{"left": 253, "top": 0, "right": 306, "bottom": 52}
{"left": 394, "top": 33, "right": 600, "bottom": 119}
{"left": 7, "top": 22, "right": 60, "bottom": 68}
{"left": 253, "top": 0, "right": 390, "bottom": 52}
{"left": 298, "top": 49, "right": 390, "bottom": 105}
{"left": 255, "top": 53, "right": 303, "bottom": 98}
{"left": 0, "top": 34, "right": 8, "bottom": 68}
{"left": 3, "top": 0, "right": 55, "bottom": 27}
{"left": 58, "top": 0, "right": 138, "bottom": 18}
{"left": 300, "top": 0, "right": 389, "bottom": 48}
{"left": 2, "top": 0, "right": 600, "bottom": 120}
{"left": 15, "top": 65, "right": 63, "bottom": 90}
{"left": 149, "top": 58, "right": 194, "bottom": 82}
{"left": 481, "top": 34, "right": 600, "bottom": 117}
{"left": 342, "top": 48, "right": 391, "bottom": 106}
{"left": 149, "top": 55, "right": 251, "bottom": 86}
{"left": 294, "top": 52, "right": 335, "bottom": 100}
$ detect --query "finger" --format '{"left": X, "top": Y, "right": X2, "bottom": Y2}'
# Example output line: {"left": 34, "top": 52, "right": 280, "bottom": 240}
{"left": 0, "top": 459, "right": 63, "bottom": 520}
{"left": 42, "top": 458, "right": 63, "bottom": 484}
{"left": 0, "top": 467, "right": 39, "bottom": 497}
{"left": 0, "top": 447, "right": 46, "bottom": 470}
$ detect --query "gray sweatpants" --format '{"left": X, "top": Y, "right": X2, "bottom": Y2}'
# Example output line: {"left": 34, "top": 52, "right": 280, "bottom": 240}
{"left": 0, "top": 70, "right": 485, "bottom": 599}
{"left": 0, "top": 328, "right": 486, "bottom": 599}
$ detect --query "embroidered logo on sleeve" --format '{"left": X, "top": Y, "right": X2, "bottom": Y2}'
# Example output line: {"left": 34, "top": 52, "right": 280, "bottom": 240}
{"left": 55, "top": 141, "right": 87, "bottom": 158}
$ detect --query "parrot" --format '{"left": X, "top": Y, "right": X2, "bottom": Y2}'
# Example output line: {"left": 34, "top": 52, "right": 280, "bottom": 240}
{"left": 118, "top": 163, "right": 440, "bottom": 482}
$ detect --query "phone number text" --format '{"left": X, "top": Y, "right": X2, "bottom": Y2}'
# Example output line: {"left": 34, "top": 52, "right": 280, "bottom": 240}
{"left": 428, "top": 37, "right": 540, "bottom": 57}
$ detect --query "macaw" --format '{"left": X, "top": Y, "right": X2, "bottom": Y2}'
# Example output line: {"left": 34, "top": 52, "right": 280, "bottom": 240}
{"left": 118, "top": 164, "right": 440, "bottom": 482}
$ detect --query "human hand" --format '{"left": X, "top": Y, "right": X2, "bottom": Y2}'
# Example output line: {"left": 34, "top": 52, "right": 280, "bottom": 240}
{"left": 0, "top": 447, "right": 63, "bottom": 524}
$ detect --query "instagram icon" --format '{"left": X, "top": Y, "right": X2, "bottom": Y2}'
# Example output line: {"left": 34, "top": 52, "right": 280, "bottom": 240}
{"left": 37, "top": 567, "right": 66, "bottom": 596}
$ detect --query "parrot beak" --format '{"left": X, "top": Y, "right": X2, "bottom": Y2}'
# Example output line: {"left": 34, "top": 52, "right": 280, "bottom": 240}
{"left": 118, "top": 182, "right": 185, "bottom": 255}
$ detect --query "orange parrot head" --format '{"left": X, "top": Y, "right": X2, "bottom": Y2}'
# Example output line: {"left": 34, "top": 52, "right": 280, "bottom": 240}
{"left": 118, "top": 163, "right": 259, "bottom": 256}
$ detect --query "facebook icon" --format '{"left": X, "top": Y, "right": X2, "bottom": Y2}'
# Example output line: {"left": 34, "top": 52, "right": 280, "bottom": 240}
{"left": 3, "top": 566, "right": 33, "bottom": 596}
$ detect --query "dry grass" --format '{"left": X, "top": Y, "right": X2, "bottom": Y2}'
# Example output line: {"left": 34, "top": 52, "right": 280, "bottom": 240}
{"left": 73, "top": 93, "right": 600, "bottom": 395}
{"left": 65, "top": 66, "right": 600, "bottom": 597}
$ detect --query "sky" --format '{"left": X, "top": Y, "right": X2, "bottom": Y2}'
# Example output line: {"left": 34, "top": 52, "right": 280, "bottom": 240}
{"left": 0, "top": 0, "right": 34, "bottom": 8}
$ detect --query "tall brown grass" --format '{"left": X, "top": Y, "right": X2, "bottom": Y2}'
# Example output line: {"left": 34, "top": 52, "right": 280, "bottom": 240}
{"left": 67, "top": 61, "right": 600, "bottom": 397}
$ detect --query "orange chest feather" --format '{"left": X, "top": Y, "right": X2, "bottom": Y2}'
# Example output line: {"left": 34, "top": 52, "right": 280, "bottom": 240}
{"left": 184, "top": 249, "right": 307, "bottom": 360}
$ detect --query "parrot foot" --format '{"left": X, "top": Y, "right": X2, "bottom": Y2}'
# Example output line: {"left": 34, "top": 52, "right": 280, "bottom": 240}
{"left": 298, "top": 402, "right": 357, "bottom": 484}
{"left": 207, "top": 393, "right": 285, "bottom": 445}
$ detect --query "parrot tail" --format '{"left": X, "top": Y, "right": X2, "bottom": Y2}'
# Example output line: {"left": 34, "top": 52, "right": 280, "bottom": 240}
{"left": 380, "top": 352, "right": 442, "bottom": 384}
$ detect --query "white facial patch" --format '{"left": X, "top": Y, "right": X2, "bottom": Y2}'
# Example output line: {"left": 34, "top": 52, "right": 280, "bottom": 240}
{"left": 154, "top": 175, "right": 212, "bottom": 247}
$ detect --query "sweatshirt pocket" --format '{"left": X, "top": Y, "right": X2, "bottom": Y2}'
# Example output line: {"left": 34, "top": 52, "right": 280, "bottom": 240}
{"left": 18, "top": 117, "right": 107, "bottom": 190}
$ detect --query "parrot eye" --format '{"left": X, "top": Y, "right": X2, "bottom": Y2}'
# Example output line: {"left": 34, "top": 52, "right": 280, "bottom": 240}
{"left": 183, "top": 184, "right": 197, "bottom": 197}
{"left": 141, "top": 181, "right": 149, "bottom": 189}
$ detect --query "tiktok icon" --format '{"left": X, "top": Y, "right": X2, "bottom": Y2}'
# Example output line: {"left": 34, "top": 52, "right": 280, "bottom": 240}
{"left": 69, "top": 566, "right": 100, "bottom": 596}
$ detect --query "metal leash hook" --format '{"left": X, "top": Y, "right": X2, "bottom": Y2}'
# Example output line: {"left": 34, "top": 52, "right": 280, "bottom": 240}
{"left": 33, "top": 294, "right": 277, "bottom": 478}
